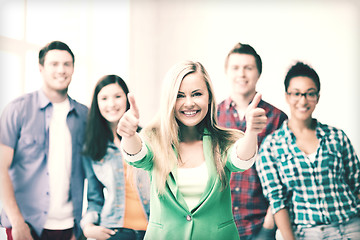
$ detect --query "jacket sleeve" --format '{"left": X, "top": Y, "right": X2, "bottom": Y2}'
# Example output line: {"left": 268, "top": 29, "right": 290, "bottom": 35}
{"left": 226, "top": 139, "right": 257, "bottom": 172}
{"left": 80, "top": 156, "right": 105, "bottom": 228}
{"left": 256, "top": 136, "right": 288, "bottom": 214}
{"left": 121, "top": 135, "right": 154, "bottom": 171}
{"left": 340, "top": 130, "right": 360, "bottom": 196}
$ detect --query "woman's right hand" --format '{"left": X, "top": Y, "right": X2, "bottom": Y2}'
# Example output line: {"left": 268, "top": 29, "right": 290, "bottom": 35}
{"left": 117, "top": 93, "right": 140, "bottom": 138}
{"left": 83, "top": 223, "right": 115, "bottom": 240}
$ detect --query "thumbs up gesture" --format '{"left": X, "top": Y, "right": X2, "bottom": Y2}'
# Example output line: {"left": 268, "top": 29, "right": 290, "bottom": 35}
{"left": 245, "top": 92, "right": 267, "bottom": 135}
{"left": 117, "top": 93, "right": 140, "bottom": 138}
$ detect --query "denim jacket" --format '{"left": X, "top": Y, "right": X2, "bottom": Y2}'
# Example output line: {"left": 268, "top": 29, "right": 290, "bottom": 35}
{"left": 81, "top": 142, "right": 150, "bottom": 229}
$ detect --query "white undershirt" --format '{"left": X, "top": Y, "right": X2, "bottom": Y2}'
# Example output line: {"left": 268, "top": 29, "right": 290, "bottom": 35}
{"left": 177, "top": 162, "right": 208, "bottom": 211}
{"left": 307, "top": 151, "right": 317, "bottom": 162}
{"left": 44, "top": 98, "right": 74, "bottom": 230}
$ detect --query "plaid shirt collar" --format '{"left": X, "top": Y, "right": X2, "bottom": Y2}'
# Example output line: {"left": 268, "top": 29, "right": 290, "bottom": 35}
{"left": 282, "top": 119, "right": 327, "bottom": 144}
{"left": 223, "top": 96, "right": 264, "bottom": 110}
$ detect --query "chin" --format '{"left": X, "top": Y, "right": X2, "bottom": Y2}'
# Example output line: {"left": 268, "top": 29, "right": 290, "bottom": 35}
{"left": 180, "top": 120, "right": 201, "bottom": 127}
{"left": 105, "top": 117, "right": 121, "bottom": 123}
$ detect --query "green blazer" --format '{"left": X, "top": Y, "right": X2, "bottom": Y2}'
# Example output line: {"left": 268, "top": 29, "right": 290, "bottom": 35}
{"left": 128, "top": 133, "right": 250, "bottom": 240}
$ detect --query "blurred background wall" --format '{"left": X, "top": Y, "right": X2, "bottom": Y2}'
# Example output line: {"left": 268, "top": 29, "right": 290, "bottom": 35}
{"left": 1, "top": 0, "right": 359, "bottom": 237}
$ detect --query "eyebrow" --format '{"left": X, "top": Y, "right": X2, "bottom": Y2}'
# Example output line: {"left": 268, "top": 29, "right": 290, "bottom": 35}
{"left": 230, "top": 63, "right": 255, "bottom": 67}
{"left": 291, "top": 87, "right": 317, "bottom": 92}
{"left": 48, "top": 60, "right": 73, "bottom": 64}
{"left": 178, "top": 89, "right": 202, "bottom": 94}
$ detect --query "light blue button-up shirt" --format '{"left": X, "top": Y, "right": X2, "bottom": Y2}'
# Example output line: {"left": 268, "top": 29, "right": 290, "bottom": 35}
{"left": 0, "top": 90, "right": 88, "bottom": 237}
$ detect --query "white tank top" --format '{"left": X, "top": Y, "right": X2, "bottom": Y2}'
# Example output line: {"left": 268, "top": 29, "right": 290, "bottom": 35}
{"left": 177, "top": 162, "right": 208, "bottom": 211}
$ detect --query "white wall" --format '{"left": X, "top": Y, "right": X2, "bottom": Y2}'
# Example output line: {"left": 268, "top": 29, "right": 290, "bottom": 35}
{"left": 0, "top": 0, "right": 130, "bottom": 110}
{"left": 1, "top": 0, "right": 358, "bottom": 150}
{"left": 129, "top": 0, "right": 360, "bottom": 153}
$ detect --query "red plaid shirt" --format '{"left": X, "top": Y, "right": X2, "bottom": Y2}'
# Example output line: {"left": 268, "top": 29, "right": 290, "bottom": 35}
{"left": 217, "top": 97, "right": 287, "bottom": 239}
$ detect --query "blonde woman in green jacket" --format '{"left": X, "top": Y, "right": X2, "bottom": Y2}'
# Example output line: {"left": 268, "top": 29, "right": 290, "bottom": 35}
{"left": 117, "top": 61, "right": 267, "bottom": 240}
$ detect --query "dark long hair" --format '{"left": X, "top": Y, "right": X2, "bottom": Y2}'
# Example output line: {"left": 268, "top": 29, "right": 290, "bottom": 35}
{"left": 83, "top": 75, "right": 130, "bottom": 161}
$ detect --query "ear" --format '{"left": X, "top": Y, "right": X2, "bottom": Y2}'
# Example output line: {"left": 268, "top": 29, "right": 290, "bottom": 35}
{"left": 39, "top": 63, "right": 44, "bottom": 72}
{"left": 285, "top": 92, "right": 290, "bottom": 104}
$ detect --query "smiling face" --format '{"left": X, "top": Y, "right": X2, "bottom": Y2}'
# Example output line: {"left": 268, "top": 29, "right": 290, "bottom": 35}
{"left": 175, "top": 71, "right": 210, "bottom": 128}
{"left": 97, "top": 83, "right": 127, "bottom": 125}
{"left": 226, "top": 53, "right": 260, "bottom": 97}
{"left": 286, "top": 76, "right": 319, "bottom": 121}
{"left": 40, "top": 49, "right": 74, "bottom": 93}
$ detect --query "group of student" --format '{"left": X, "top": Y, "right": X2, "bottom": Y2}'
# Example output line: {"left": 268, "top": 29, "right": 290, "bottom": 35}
{"left": 0, "top": 40, "right": 359, "bottom": 240}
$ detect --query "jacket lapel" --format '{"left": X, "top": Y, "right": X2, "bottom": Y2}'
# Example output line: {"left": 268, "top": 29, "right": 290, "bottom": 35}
{"left": 167, "top": 170, "right": 190, "bottom": 211}
{"left": 194, "top": 134, "right": 217, "bottom": 210}
{"left": 166, "top": 130, "right": 218, "bottom": 213}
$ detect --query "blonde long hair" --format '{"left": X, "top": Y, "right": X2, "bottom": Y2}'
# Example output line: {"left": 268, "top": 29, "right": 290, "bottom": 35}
{"left": 142, "top": 61, "right": 242, "bottom": 193}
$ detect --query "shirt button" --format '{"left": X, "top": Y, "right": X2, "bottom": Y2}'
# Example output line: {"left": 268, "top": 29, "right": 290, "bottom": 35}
{"left": 186, "top": 215, "right": 192, "bottom": 221}
{"left": 234, "top": 187, "right": 240, "bottom": 192}
{"left": 143, "top": 200, "right": 148, "bottom": 205}
{"left": 234, "top": 206, "right": 239, "bottom": 211}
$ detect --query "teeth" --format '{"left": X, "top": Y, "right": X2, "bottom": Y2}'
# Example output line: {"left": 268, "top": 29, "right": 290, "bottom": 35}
{"left": 235, "top": 79, "right": 246, "bottom": 84}
{"left": 184, "top": 111, "right": 197, "bottom": 116}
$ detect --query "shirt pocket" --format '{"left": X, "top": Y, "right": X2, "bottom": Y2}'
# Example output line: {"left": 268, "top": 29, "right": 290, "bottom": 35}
{"left": 278, "top": 154, "right": 301, "bottom": 188}
{"left": 16, "top": 135, "right": 44, "bottom": 163}
{"left": 217, "top": 218, "right": 235, "bottom": 230}
{"left": 148, "top": 221, "right": 163, "bottom": 229}
{"left": 320, "top": 147, "right": 342, "bottom": 174}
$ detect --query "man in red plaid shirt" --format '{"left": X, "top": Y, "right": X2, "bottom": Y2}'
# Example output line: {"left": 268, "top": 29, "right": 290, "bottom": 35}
{"left": 217, "top": 43, "right": 287, "bottom": 240}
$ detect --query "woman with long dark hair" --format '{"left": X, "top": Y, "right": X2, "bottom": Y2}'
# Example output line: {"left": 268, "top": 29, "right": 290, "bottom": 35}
{"left": 81, "top": 75, "right": 150, "bottom": 240}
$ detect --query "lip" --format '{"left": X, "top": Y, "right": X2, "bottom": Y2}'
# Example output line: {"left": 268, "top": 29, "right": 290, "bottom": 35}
{"left": 296, "top": 106, "right": 310, "bottom": 113}
{"left": 106, "top": 109, "right": 120, "bottom": 114}
{"left": 55, "top": 76, "right": 68, "bottom": 82}
{"left": 181, "top": 110, "right": 200, "bottom": 117}
{"left": 234, "top": 79, "right": 247, "bottom": 83}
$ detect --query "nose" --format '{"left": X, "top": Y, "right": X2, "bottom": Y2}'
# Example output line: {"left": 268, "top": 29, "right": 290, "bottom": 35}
{"left": 237, "top": 67, "right": 245, "bottom": 76}
{"left": 108, "top": 98, "right": 115, "bottom": 107}
{"left": 298, "top": 94, "right": 308, "bottom": 104}
{"left": 57, "top": 64, "right": 66, "bottom": 73}
{"left": 184, "top": 96, "right": 195, "bottom": 107}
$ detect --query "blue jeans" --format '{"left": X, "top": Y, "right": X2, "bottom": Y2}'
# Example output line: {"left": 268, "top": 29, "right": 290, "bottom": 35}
{"left": 295, "top": 216, "right": 360, "bottom": 240}
{"left": 108, "top": 228, "right": 146, "bottom": 240}
{"left": 252, "top": 226, "right": 276, "bottom": 240}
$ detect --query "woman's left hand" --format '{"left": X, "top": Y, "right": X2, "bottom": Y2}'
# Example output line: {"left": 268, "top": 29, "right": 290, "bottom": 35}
{"left": 83, "top": 223, "right": 116, "bottom": 240}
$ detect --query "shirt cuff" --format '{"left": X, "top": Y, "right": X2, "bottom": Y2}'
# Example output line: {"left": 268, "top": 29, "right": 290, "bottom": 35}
{"left": 80, "top": 211, "right": 99, "bottom": 230}
{"left": 120, "top": 133, "right": 148, "bottom": 162}
{"left": 230, "top": 139, "right": 257, "bottom": 170}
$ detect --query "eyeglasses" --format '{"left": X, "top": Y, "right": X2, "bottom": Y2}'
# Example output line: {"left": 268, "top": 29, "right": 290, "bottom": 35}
{"left": 287, "top": 91, "right": 318, "bottom": 102}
